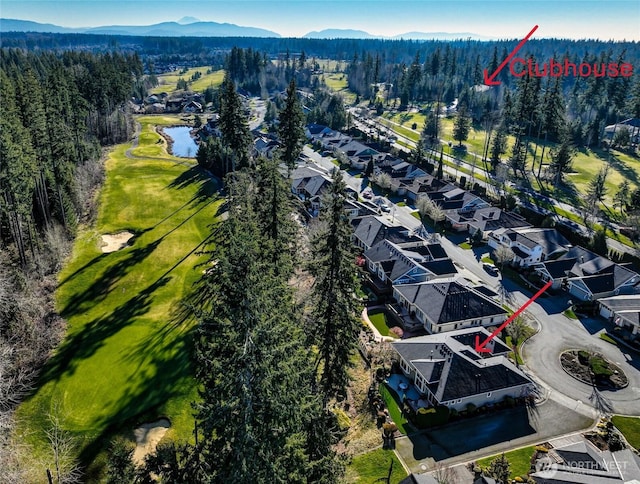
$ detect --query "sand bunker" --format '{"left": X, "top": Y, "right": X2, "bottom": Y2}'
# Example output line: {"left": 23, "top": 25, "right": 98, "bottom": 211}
{"left": 101, "top": 231, "right": 134, "bottom": 253}
{"left": 133, "top": 418, "right": 171, "bottom": 466}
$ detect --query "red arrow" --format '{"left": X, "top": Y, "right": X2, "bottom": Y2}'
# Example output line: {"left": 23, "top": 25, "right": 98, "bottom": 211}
{"left": 483, "top": 25, "right": 539, "bottom": 86}
{"left": 475, "top": 279, "right": 552, "bottom": 354}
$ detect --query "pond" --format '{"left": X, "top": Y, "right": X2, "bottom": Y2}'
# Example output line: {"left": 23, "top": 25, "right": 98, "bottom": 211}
{"left": 164, "top": 126, "right": 198, "bottom": 158}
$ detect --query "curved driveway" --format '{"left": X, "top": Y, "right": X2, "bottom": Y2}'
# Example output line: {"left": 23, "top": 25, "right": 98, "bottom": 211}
{"left": 375, "top": 203, "right": 640, "bottom": 416}
{"left": 520, "top": 284, "right": 640, "bottom": 416}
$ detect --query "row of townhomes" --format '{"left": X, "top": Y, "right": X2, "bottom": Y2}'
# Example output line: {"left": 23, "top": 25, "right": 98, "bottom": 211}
{"left": 290, "top": 121, "right": 640, "bottom": 418}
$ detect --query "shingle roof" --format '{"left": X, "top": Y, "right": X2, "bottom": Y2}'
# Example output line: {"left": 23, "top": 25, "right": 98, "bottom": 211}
{"left": 440, "top": 353, "right": 530, "bottom": 401}
{"left": 422, "top": 259, "right": 457, "bottom": 276}
{"left": 598, "top": 295, "right": 640, "bottom": 312}
{"left": 352, "top": 216, "right": 421, "bottom": 250}
{"left": 506, "top": 228, "right": 571, "bottom": 255}
{"left": 540, "top": 257, "right": 578, "bottom": 279}
{"left": 394, "top": 279, "right": 507, "bottom": 324}
{"left": 392, "top": 328, "right": 532, "bottom": 403}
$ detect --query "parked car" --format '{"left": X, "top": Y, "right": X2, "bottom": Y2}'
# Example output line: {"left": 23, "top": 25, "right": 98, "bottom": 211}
{"left": 362, "top": 190, "right": 373, "bottom": 199}
{"left": 380, "top": 204, "right": 391, "bottom": 213}
{"left": 482, "top": 262, "right": 499, "bottom": 276}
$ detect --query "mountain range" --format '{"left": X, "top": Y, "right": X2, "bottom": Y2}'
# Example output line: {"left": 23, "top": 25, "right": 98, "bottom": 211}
{"left": 0, "top": 18, "right": 489, "bottom": 40}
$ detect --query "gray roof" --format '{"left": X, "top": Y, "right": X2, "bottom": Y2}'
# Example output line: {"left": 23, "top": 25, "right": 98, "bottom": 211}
{"left": 599, "top": 295, "right": 640, "bottom": 312}
{"left": 392, "top": 328, "right": 532, "bottom": 402}
{"left": 531, "top": 442, "right": 640, "bottom": 484}
{"left": 507, "top": 228, "right": 571, "bottom": 255}
{"left": 352, "top": 216, "right": 419, "bottom": 250}
{"left": 394, "top": 279, "right": 507, "bottom": 324}
{"left": 539, "top": 257, "right": 578, "bottom": 279}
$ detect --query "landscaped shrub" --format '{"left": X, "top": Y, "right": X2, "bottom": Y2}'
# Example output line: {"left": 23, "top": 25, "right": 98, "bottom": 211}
{"left": 414, "top": 405, "right": 450, "bottom": 428}
{"left": 578, "top": 350, "right": 590, "bottom": 364}
{"left": 503, "top": 396, "right": 515, "bottom": 408}
{"left": 590, "top": 357, "right": 613, "bottom": 377}
{"left": 466, "top": 403, "right": 477, "bottom": 415}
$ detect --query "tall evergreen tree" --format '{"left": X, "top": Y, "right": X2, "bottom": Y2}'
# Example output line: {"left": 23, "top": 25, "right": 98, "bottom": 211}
{"left": 219, "top": 73, "right": 252, "bottom": 172}
{"left": 194, "top": 172, "right": 320, "bottom": 482}
{"left": 254, "top": 156, "right": 298, "bottom": 273}
{"left": 436, "top": 148, "right": 444, "bottom": 180}
{"left": 549, "top": 135, "right": 575, "bottom": 188}
{"left": 489, "top": 124, "right": 507, "bottom": 170}
{"left": 453, "top": 105, "right": 471, "bottom": 147}
{"left": 277, "top": 79, "right": 306, "bottom": 172}
{"left": 308, "top": 170, "right": 360, "bottom": 404}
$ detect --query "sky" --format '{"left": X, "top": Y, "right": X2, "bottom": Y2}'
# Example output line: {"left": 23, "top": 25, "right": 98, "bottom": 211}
{"left": 1, "top": 0, "right": 639, "bottom": 40}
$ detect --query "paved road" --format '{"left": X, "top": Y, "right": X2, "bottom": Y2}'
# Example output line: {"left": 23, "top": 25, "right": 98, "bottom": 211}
{"left": 349, "top": 109, "right": 639, "bottom": 258}
{"left": 319, "top": 165, "right": 640, "bottom": 416}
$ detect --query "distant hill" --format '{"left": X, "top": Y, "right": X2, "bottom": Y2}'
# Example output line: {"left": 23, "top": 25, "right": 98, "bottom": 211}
{"left": 393, "top": 31, "right": 492, "bottom": 41}
{"left": 302, "top": 27, "right": 488, "bottom": 40}
{"left": 303, "top": 29, "right": 380, "bottom": 39}
{"left": 0, "top": 18, "right": 81, "bottom": 34}
{"left": 0, "top": 18, "right": 281, "bottom": 38}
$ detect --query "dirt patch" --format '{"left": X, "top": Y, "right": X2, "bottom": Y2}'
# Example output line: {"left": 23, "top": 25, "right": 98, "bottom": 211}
{"left": 132, "top": 418, "right": 171, "bottom": 466}
{"left": 101, "top": 231, "right": 134, "bottom": 253}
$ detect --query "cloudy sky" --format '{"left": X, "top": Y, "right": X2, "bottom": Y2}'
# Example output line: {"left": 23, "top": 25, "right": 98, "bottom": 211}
{"left": 2, "top": 0, "right": 639, "bottom": 40}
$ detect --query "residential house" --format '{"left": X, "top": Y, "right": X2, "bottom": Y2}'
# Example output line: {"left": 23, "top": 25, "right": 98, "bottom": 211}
{"left": 183, "top": 100, "right": 203, "bottom": 113}
{"left": 392, "top": 327, "right": 534, "bottom": 412}
{"left": 604, "top": 118, "right": 640, "bottom": 145}
{"left": 598, "top": 295, "right": 640, "bottom": 337}
{"left": 531, "top": 440, "right": 640, "bottom": 483}
{"left": 566, "top": 264, "right": 639, "bottom": 302}
{"left": 403, "top": 176, "right": 456, "bottom": 203}
{"left": 533, "top": 246, "right": 640, "bottom": 300}
{"left": 352, "top": 215, "right": 422, "bottom": 251}
{"left": 291, "top": 165, "right": 333, "bottom": 216}
{"left": 363, "top": 239, "right": 457, "bottom": 294}
{"left": 334, "top": 139, "right": 383, "bottom": 170}
{"left": 488, "top": 227, "right": 571, "bottom": 267}
{"left": 445, "top": 207, "right": 531, "bottom": 238}
{"left": 253, "top": 135, "right": 279, "bottom": 159}
{"left": 427, "top": 187, "right": 489, "bottom": 212}
{"left": 392, "top": 277, "right": 507, "bottom": 333}
{"left": 342, "top": 199, "right": 378, "bottom": 220}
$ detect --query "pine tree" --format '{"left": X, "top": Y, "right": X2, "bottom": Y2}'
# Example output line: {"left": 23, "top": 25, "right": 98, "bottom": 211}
{"left": 194, "top": 174, "right": 314, "bottom": 481}
{"left": 308, "top": 170, "right": 360, "bottom": 403}
{"left": 453, "top": 105, "right": 471, "bottom": 147}
{"left": 549, "top": 135, "right": 575, "bottom": 188}
{"left": 436, "top": 148, "right": 444, "bottom": 180}
{"left": 490, "top": 124, "right": 507, "bottom": 170}
{"left": 586, "top": 165, "right": 610, "bottom": 215}
{"left": 254, "top": 156, "right": 298, "bottom": 274}
{"left": 487, "top": 453, "right": 511, "bottom": 484}
{"left": 219, "top": 73, "right": 252, "bottom": 171}
{"left": 277, "top": 79, "right": 306, "bottom": 172}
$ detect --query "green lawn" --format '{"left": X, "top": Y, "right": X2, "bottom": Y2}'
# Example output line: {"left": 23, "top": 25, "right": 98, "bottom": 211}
{"left": 379, "top": 384, "right": 411, "bottom": 435}
{"left": 346, "top": 448, "right": 408, "bottom": 484}
{"left": 16, "top": 116, "right": 221, "bottom": 476}
{"left": 476, "top": 445, "right": 536, "bottom": 480}
{"left": 368, "top": 310, "right": 400, "bottom": 338}
{"left": 612, "top": 415, "right": 640, "bottom": 450}
{"left": 151, "top": 67, "right": 225, "bottom": 94}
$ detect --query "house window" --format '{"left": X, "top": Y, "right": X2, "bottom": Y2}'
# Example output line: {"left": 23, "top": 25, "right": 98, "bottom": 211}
{"left": 487, "top": 392, "right": 492, "bottom": 397}
{"left": 490, "top": 317, "right": 494, "bottom": 323}
{"left": 457, "top": 399, "right": 462, "bottom": 403}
